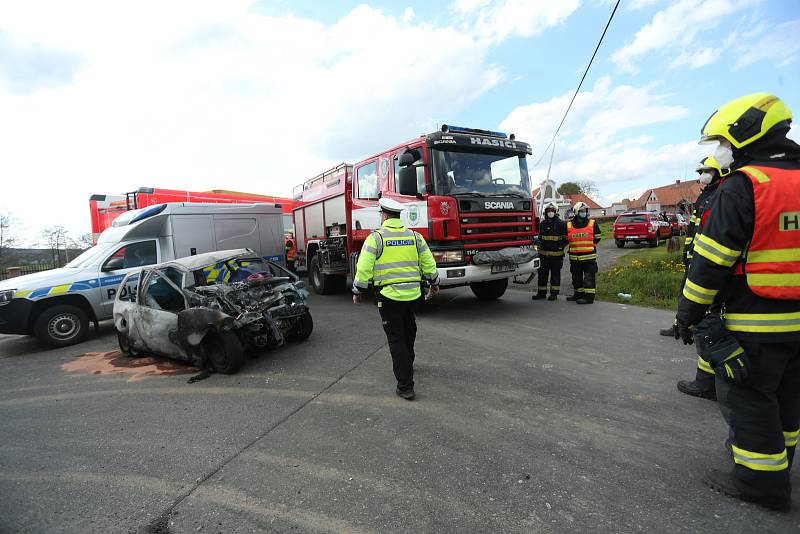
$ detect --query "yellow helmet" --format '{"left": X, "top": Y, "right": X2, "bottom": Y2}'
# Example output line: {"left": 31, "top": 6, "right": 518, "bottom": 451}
{"left": 700, "top": 93, "right": 792, "bottom": 149}
{"left": 573, "top": 201, "right": 589, "bottom": 212}
{"left": 696, "top": 155, "right": 730, "bottom": 177}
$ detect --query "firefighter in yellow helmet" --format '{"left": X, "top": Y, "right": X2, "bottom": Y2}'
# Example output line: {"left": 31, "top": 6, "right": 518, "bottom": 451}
{"left": 352, "top": 198, "right": 439, "bottom": 400}
{"left": 675, "top": 93, "right": 800, "bottom": 511}
{"left": 566, "top": 201, "right": 601, "bottom": 304}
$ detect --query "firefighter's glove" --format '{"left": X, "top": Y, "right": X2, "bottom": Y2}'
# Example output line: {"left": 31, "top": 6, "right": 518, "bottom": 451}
{"left": 693, "top": 314, "right": 749, "bottom": 384}
{"left": 674, "top": 319, "right": 694, "bottom": 345}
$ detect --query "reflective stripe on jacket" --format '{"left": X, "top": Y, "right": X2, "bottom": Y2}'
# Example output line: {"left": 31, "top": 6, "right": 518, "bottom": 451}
{"left": 567, "top": 219, "right": 596, "bottom": 261}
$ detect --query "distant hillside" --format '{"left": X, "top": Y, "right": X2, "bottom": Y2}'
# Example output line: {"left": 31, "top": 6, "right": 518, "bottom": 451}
{"left": 0, "top": 248, "right": 88, "bottom": 268}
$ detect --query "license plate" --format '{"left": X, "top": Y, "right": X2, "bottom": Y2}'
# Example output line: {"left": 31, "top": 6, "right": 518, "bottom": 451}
{"left": 491, "top": 263, "right": 516, "bottom": 274}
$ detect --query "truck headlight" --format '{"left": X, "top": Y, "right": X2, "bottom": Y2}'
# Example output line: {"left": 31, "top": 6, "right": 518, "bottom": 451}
{"left": 0, "top": 289, "right": 15, "bottom": 306}
{"left": 432, "top": 250, "right": 464, "bottom": 265}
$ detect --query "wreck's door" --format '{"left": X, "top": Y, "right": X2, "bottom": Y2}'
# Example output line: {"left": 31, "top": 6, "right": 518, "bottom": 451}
{"left": 136, "top": 270, "right": 189, "bottom": 358}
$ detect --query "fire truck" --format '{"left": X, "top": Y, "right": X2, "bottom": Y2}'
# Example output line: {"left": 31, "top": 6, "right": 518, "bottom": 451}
{"left": 89, "top": 187, "right": 302, "bottom": 244}
{"left": 292, "top": 125, "right": 540, "bottom": 300}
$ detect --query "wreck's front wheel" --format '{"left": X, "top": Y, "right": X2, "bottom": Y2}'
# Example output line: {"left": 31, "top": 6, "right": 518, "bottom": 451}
{"left": 204, "top": 332, "right": 245, "bottom": 374}
{"left": 289, "top": 311, "right": 314, "bottom": 342}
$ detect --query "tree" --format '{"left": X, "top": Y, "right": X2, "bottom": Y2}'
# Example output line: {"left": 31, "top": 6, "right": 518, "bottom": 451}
{"left": 576, "top": 180, "right": 599, "bottom": 199}
{"left": 557, "top": 182, "right": 581, "bottom": 195}
{"left": 40, "top": 225, "right": 68, "bottom": 267}
{"left": 69, "top": 232, "right": 93, "bottom": 250}
{"left": 0, "top": 213, "right": 18, "bottom": 265}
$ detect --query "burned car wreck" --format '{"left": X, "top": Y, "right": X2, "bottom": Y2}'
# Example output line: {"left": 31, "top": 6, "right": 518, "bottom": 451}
{"left": 113, "top": 249, "right": 312, "bottom": 374}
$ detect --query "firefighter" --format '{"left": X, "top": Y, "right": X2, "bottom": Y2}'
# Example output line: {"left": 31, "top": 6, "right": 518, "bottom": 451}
{"left": 352, "top": 198, "right": 439, "bottom": 400}
{"left": 661, "top": 156, "right": 729, "bottom": 401}
{"left": 285, "top": 235, "right": 297, "bottom": 273}
{"left": 675, "top": 93, "right": 800, "bottom": 512}
{"left": 566, "top": 201, "right": 601, "bottom": 304}
{"left": 532, "top": 202, "right": 567, "bottom": 301}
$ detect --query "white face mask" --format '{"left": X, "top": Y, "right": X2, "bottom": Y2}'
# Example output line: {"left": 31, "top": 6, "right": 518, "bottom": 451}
{"left": 546, "top": 211, "right": 555, "bottom": 218}
{"left": 713, "top": 143, "right": 734, "bottom": 169}
{"left": 699, "top": 171, "right": 714, "bottom": 185}
{"left": 578, "top": 210, "right": 588, "bottom": 218}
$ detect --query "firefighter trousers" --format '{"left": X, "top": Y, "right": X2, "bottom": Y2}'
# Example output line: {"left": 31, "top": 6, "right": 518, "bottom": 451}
{"left": 570, "top": 260, "right": 597, "bottom": 302}
{"left": 536, "top": 255, "right": 563, "bottom": 296}
{"left": 377, "top": 296, "right": 420, "bottom": 392}
{"left": 715, "top": 338, "right": 800, "bottom": 499}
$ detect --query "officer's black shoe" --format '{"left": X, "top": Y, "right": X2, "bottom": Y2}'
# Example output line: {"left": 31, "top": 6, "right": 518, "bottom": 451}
{"left": 703, "top": 468, "right": 791, "bottom": 513}
{"left": 396, "top": 388, "right": 416, "bottom": 400}
{"left": 566, "top": 295, "right": 580, "bottom": 301}
{"left": 547, "top": 294, "right": 558, "bottom": 301}
{"left": 660, "top": 326, "right": 677, "bottom": 337}
{"left": 575, "top": 299, "right": 593, "bottom": 305}
{"left": 677, "top": 380, "right": 717, "bottom": 401}
{"left": 531, "top": 293, "right": 547, "bottom": 300}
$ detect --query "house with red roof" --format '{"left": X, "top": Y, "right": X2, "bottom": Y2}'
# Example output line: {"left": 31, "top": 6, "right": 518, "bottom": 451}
{"left": 627, "top": 179, "right": 703, "bottom": 215}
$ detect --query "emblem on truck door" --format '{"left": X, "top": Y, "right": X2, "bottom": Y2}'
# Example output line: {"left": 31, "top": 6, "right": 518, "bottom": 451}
{"left": 440, "top": 201, "right": 451, "bottom": 215}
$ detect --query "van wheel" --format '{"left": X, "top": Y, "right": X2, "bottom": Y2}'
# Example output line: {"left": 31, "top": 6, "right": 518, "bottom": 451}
{"left": 309, "top": 255, "right": 345, "bottom": 294}
{"left": 204, "top": 332, "right": 245, "bottom": 374}
{"left": 615, "top": 240, "right": 625, "bottom": 248}
{"left": 34, "top": 305, "right": 90, "bottom": 347}
{"left": 470, "top": 278, "right": 508, "bottom": 300}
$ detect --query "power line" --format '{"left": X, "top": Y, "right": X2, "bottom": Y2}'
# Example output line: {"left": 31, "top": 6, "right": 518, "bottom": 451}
{"left": 533, "top": 0, "right": 621, "bottom": 168}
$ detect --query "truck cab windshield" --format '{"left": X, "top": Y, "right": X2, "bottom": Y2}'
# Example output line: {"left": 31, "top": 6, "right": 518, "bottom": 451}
{"left": 432, "top": 150, "right": 530, "bottom": 197}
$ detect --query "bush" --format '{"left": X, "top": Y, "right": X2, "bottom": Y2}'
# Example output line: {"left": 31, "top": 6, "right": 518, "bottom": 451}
{"left": 597, "top": 247, "right": 685, "bottom": 309}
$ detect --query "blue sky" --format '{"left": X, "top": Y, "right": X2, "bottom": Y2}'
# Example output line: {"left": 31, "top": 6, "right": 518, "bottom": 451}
{"left": 0, "top": 0, "right": 799, "bottom": 244}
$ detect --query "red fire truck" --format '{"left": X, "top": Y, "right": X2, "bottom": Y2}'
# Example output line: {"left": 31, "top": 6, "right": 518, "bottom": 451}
{"left": 89, "top": 187, "right": 302, "bottom": 244}
{"left": 292, "top": 125, "right": 540, "bottom": 300}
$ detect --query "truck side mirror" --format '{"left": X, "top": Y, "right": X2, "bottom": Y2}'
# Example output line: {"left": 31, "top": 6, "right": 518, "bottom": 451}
{"left": 397, "top": 149, "right": 421, "bottom": 197}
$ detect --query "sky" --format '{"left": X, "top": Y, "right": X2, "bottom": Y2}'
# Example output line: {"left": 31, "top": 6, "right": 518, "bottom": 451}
{"left": 1, "top": 0, "right": 799, "bottom": 246}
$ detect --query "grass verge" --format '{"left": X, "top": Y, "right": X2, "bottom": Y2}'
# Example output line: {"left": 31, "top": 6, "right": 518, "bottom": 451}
{"left": 596, "top": 245, "right": 685, "bottom": 310}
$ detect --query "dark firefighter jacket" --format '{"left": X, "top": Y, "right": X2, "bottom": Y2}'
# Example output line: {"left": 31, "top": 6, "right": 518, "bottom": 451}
{"left": 683, "top": 182, "right": 720, "bottom": 264}
{"left": 537, "top": 216, "right": 568, "bottom": 258}
{"left": 677, "top": 158, "right": 800, "bottom": 342}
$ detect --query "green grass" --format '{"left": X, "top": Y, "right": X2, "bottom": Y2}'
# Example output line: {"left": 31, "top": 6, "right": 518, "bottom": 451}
{"left": 596, "top": 245, "right": 685, "bottom": 309}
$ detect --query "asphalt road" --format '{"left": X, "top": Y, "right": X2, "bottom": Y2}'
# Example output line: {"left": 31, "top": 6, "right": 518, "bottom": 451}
{"left": 1, "top": 290, "right": 798, "bottom": 533}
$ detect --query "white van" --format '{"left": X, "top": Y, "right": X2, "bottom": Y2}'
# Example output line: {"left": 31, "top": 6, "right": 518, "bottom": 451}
{"left": 0, "top": 202, "right": 285, "bottom": 347}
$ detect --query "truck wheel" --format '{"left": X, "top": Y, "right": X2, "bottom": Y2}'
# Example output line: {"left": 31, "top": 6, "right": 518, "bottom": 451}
{"left": 615, "top": 240, "right": 625, "bottom": 248}
{"left": 34, "top": 304, "right": 90, "bottom": 348}
{"left": 289, "top": 311, "right": 314, "bottom": 342}
{"left": 204, "top": 332, "right": 245, "bottom": 374}
{"left": 309, "top": 256, "right": 345, "bottom": 295}
{"left": 470, "top": 278, "right": 508, "bottom": 300}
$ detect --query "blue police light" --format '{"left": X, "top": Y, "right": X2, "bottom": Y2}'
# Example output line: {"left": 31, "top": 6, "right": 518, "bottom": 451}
{"left": 441, "top": 124, "right": 508, "bottom": 139}
{"left": 129, "top": 203, "right": 167, "bottom": 224}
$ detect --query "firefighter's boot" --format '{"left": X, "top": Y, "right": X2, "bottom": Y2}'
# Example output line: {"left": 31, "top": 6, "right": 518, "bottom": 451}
{"left": 566, "top": 294, "right": 581, "bottom": 302}
{"left": 531, "top": 292, "right": 547, "bottom": 300}
{"left": 703, "top": 468, "right": 791, "bottom": 513}
{"left": 660, "top": 326, "right": 677, "bottom": 337}
{"left": 677, "top": 380, "right": 716, "bottom": 401}
{"left": 547, "top": 294, "right": 558, "bottom": 301}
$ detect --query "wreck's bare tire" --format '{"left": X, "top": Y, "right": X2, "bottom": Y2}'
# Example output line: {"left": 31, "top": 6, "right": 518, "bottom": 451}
{"left": 34, "top": 304, "right": 90, "bottom": 347}
{"left": 204, "top": 332, "right": 245, "bottom": 374}
{"left": 289, "top": 312, "right": 313, "bottom": 342}
{"left": 309, "top": 256, "right": 345, "bottom": 295}
{"left": 117, "top": 330, "right": 138, "bottom": 357}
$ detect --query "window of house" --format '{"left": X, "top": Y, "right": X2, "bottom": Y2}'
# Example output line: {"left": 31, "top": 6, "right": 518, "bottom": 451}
{"left": 357, "top": 161, "right": 379, "bottom": 199}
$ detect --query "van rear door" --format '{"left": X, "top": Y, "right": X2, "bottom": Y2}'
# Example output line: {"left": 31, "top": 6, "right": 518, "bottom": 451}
{"left": 172, "top": 215, "right": 215, "bottom": 258}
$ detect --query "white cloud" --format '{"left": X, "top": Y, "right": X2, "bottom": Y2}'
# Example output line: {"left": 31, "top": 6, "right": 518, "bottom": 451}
{"left": 500, "top": 78, "right": 706, "bottom": 204}
{"left": 626, "top": 0, "right": 661, "bottom": 10}
{"left": 453, "top": 0, "right": 581, "bottom": 43}
{"left": 668, "top": 47, "right": 721, "bottom": 69}
{"left": 611, "top": 0, "right": 757, "bottom": 71}
{"left": 734, "top": 19, "right": 800, "bottom": 70}
{"left": 1, "top": 1, "right": 551, "bottom": 244}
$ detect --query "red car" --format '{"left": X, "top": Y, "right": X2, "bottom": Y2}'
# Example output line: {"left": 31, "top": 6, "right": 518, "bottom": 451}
{"left": 613, "top": 211, "right": 672, "bottom": 248}
{"left": 665, "top": 212, "right": 688, "bottom": 236}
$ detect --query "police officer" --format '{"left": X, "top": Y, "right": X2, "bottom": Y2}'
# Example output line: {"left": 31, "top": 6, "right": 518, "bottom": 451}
{"left": 532, "top": 202, "right": 567, "bottom": 301}
{"left": 662, "top": 157, "right": 729, "bottom": 401}
{"left": 566, "top": 201, "right": 601, "bottom": 304}
{"left": 676, "top": 93, "right": 800, "bottom": 511}
{"left": 352, "top": 198, "right": 439, "bottom": 400}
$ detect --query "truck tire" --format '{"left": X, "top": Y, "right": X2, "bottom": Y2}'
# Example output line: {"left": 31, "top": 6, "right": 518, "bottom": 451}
{"left": 309, "top": 255, "right": 345, "bottom": 295}
{"left": 616, "top": 240, "right": 625, "bottom": 248}
{"left": 470, "top": 278, "right": 508, "bottom": 300}
{"left": 34, "top": 304, "right": 90, "bottom": 348}
{"left": 288, "top": 311, "right": 314, "bottom": 342}
{"left": 204, "top": 332, "right": 245, "bottom": 374}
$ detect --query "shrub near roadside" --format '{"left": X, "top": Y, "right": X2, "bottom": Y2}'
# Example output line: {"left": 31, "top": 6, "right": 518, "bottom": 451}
{"left": 597, "top": 249, "right": 686, "bottom": 310}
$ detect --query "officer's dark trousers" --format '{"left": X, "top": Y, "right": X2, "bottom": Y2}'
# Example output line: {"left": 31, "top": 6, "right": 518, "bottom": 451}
{"left": 536, "top": 255, "right": 563, "bottom": 296}
{"left": 569, "top": 259, "right": 597, "bottom": 302}
{"left": 716, "top": 338, "right": 800, "bottom": 498}
{"left": 377, "top": 296, "right": 420, "bottom": 392}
